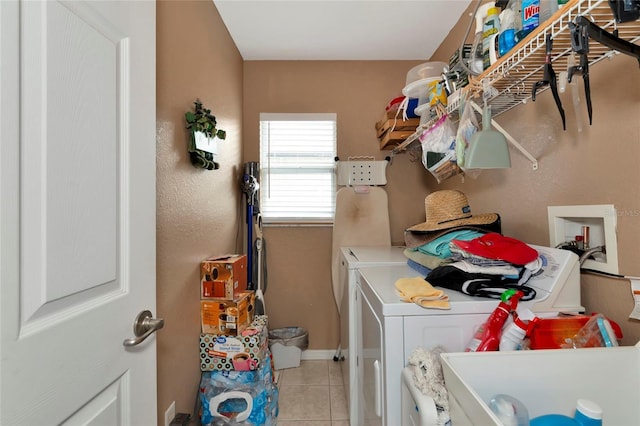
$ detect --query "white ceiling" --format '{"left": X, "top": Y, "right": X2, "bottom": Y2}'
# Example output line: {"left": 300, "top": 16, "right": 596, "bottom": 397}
{"left": 213, "top": 0, "right": 473, "bottom": 60}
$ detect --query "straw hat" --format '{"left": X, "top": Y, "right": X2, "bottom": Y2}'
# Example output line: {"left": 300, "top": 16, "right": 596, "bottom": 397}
{"left": 406, "top": 190, "right": 499, "bottom": 233}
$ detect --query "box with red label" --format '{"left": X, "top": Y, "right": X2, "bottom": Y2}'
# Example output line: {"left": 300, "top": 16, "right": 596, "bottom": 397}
{"left": 201, "top": 254, "right": 247, "bottom": 300}
{"left": 200, "top": 315, "right": 268, "bottom": 371}
{"left": 201, "top": 291, "right": 255, "bottom": 336}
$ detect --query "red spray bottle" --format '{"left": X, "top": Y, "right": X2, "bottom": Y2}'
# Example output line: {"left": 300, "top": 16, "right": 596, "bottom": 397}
{"left": 465, "top": 289, "right": 524, "bottom": 352}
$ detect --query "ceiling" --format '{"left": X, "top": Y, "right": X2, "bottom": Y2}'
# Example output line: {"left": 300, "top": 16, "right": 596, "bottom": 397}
{"left": 213, "top": 0, "right": 473, "bottom": 60}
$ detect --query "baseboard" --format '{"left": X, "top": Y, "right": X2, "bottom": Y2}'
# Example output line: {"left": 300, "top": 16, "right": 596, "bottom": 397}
{"left": 300, "top": 349, "right": 337, "bottom": 360}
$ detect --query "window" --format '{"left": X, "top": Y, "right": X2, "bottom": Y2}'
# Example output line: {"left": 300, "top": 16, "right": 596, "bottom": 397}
{"left": 259, "top": 113, "right": 337, "bottom": 224}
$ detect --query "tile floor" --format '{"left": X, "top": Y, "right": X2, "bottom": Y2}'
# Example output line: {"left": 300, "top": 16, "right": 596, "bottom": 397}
{"left": 275, "top": 359, "right": 349, "bottom": 426}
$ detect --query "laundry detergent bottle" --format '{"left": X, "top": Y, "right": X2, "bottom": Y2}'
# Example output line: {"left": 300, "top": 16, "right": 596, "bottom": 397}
{"left": 490, "top": 394, "right": 530, "bottom": 426}
{"left": 499, "top": 0, "right": 523, "bottom": 57}
{"left": 469, "top": 2, "right": 496, "bottom": 74}
{"left": 531, "top": 399, "right": 602, "bottom": 426}
{"left": 482, "top": 6, "right": 501, "bottom": 70}
{"left": 465, "top": 289, "right": 524, "bottom": 352}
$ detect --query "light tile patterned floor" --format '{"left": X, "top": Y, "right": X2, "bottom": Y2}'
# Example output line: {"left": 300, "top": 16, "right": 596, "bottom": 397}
{"left": 276, "top": 359, "right": 349, "bottom": 426}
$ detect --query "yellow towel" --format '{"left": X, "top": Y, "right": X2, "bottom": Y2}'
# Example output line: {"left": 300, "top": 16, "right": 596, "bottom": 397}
{"left": 395, "top": 277, "right": 450, "bottom": 310}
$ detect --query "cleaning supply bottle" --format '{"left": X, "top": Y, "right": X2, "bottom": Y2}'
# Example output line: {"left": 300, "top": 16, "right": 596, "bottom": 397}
{"left": 499, "top": 316, "right": 528, "bottom": 351}
{"left": 573, "top": 399, "right": 603, "bottom": 426}
{"left": 520, "top": 0, "right": 557, "bottom": 40}
{"left": 520, "top": 0, "right": 540, "bottom": 40}
{"left": 499, "top": 307, "right": 538, "bottom": 351}
{"left": 539, "top": 0, "right": 559, "bottom": 25}
{"left": 465, "top": 289, "right": 523, "bottom": 352}
{"left": 498, "top": 0, "right": 523, "bottom": 57}
{"left": 469, "top": 2, "right": 496, "bottom": 74}
{"left": 530, "top": 399, "right": 602, "bottom": 426}
{"left": 482, "top": 6, "right": 501, "bottom": 70}
{"left": 489, "top": 394, "right": 530, "bottom": 426}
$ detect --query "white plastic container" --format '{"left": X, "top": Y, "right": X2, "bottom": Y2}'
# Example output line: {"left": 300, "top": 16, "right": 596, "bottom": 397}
{"left": 482, "top": 7, "right": 500, "bottom": 70}
{"left": 405, "top": 61, "right": 447, "bottom": 87}
{"left": 441, "top": 343, "right": 640, "bottom": 425}
{"left": 499, "top": 320, "right": 527, "bottom": 351}
{"left": 489, "top": 394, "right": 530, "bottom": 426}
{"left": 469, "top": 2, "right": 496, "bottom": 74}
{"left": 270, "top": 342, "right": 302, "bottom": 370}
{"left": 540, "top": 0, "right": 559, "bottom": 24}
{"left": 268, "top": 326, "right": 308, "bottom": 370}
{"left": 403, "top": 62, "right": 447, "bottom": 101}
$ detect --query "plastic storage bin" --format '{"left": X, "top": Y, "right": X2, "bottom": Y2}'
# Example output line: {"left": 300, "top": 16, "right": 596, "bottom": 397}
{"left": 441, "top": 343, "right": 640, "bottom": 425}
{"left": 405, "top": 61, "right": 448, "bottom": 87}
{"left": 402, "top": 61, "right": 447, "bottom": 118}
{"left": 268, "top": 327, "right": 309, "bottom": 370}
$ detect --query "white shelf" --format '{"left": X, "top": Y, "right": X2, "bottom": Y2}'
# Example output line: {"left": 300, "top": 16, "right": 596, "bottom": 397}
{"left": 391, "top": 0, "right": 640, "bottom": 155}
{"left": 478, "top": 0, "right": 640, "bottom": 116}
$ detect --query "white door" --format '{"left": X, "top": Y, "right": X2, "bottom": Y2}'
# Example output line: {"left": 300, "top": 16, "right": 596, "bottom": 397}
{"left": 1, "top": 1, "right": 158, "bottom": 424}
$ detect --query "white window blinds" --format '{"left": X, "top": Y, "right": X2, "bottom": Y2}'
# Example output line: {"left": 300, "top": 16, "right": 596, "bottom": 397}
{"left": 259, "top": 113, "right": 337, "bottom": 223}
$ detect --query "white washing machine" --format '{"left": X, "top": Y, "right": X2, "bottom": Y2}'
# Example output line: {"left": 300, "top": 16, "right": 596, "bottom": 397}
{"left": 337, "top": 246, "right": 407, "bottom": 426}
{"left": 355, "top": 245, "right": 584, "bottom": 426}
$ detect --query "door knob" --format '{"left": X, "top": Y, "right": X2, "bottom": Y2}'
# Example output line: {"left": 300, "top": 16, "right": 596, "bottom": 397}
{"left": 123, "top": 310, "right": 164, "bottom": 347}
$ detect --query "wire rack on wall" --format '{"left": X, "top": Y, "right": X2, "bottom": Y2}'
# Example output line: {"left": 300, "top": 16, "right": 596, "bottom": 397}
{"left": 392, "top": 0, "right": 640, "bottom": 156}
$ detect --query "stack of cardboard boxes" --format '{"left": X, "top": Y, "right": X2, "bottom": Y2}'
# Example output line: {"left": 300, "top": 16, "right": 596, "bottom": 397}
{"left": 197, "top": 254, "right": 278, "bottom": 425}
{"left": 376, "top": 110, "right": 421, "bottom": 150}
{"left": 198, "top": 254, "right": 268, "bottom": 371}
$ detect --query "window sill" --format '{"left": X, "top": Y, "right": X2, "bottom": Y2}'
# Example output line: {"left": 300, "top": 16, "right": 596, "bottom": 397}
{"left": 262, "top": 221, "right": 334, "bottom": 228}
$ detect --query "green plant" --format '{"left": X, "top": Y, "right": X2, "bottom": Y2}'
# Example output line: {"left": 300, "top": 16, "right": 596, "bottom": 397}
{"left": 185, "top": 99, "right": 226, "bottom": 140}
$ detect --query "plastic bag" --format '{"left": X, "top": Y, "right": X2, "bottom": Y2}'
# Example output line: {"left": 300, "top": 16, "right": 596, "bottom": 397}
{"left": 419, "top": 115, "right": 463, "bottom": 183}
{"left": 561, "top": 314, "right": 620, "bottom": 349}
{"left": 199, "top": 352, "right": 279, "bottom": 426}
{"left": 455, "top": 96, "right": 481, "bottom": 179}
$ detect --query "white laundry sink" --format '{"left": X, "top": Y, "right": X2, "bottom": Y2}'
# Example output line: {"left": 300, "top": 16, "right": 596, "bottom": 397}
{"left": 441, "top": 343, "right": 640, "bottom": 425}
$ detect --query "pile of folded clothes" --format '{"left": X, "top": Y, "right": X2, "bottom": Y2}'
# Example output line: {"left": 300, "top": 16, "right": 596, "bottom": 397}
{"left": 403, "top": 190, "right": 542, "bottom": 300}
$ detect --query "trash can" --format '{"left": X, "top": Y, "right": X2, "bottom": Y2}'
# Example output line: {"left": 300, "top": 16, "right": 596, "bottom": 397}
{"left": 268, "top": 327, "right": 309, "bottom": 370}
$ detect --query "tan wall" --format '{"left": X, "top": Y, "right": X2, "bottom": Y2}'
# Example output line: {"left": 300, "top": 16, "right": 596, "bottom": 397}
{"left": 243, "top": 61, "right": 436, "bottom": 350}
{"left": 427, "top": 55, "right": 640, "bottom": 344}
{"left": 431, "top": 7, "right": 640, "bottom": 346}
{"left": 243, "top": 19, "right": 640, "bottom": 350}
{"left": 156, "top": 0, "right": 640, "bottom": 421}
{"left": 156, "top": 0, "right": 243, "bottom": 420}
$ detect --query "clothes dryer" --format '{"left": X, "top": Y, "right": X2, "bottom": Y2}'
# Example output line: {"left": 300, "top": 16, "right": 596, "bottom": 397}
{"left": 337, "top": 246, "right": 407, "bottom": 426}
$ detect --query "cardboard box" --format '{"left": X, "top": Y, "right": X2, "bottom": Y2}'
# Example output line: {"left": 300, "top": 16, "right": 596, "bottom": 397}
{"left": 200, "top": 315, "right": 268, "bottom": 371}
{"left": 201, "top": 291, "right": 255, "bottom": 335}
{"left": 375, "top": 117, "right": 420, "bottom": 138}
{"left": 379, "top": 129, "right": 415, "bottom": 150}
{"left": 201, "top": 254, "right": 247, "bottom": 300}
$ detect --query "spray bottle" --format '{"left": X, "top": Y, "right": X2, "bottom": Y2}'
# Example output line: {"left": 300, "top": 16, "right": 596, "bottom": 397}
{"left": 520, "top": 0, "right": 557, "bottom": 40}
{"left": 469, "top": 1, "right": 496, "bottom": 74}
{"left": 498, "top": 0, "right": 523, "bottom": 57}
{"left": 520, "top": 0, "right": 540, "bottom": 40}
{"left": 465, "top": 289, "right": 524, "bottom": 352}
{"left": 499, "top": 307, "right": 539, "bottom": 351}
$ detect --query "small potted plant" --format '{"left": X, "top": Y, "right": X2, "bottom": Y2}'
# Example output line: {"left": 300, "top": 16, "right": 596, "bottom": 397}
{"left": 185, "top": 99, "right": 226, "bottom": 170}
